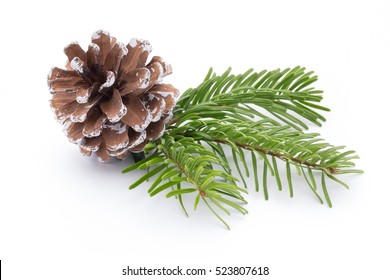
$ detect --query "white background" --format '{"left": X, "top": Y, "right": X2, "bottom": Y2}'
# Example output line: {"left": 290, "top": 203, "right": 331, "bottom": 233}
{"left": 1, "top": 0, "right": 389, "bottom": 279}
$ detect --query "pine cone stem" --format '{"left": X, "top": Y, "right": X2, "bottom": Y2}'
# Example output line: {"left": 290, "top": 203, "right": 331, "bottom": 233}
{"left": 131, "top": 152, "right": 145, "bottom": 163}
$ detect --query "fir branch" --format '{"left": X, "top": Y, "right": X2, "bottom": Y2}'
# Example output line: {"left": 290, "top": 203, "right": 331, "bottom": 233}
{"left": 123, "top": 67, "right": 362, "bottom": 228}
{"left": 174, "top": 67, "right": 330, "bottom": 130}
{"left": 123, "top": 135, "right": 248, "bottom": 229}
{"left": 170, "top": 119, "right": 360, "bottom": 175}
{"left": 166, "top": 117, "right": 361, "bottom": 208}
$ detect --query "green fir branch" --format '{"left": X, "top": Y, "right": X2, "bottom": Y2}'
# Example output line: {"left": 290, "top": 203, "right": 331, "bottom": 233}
{"left": 173, "top": 67, "right": 329, "bottom": 130}
{"left": 170, "top": 119, "right": 360, "bottom": 175}
{"left": 123, "top": 135, "right": 248, "bottom": 229}
{"left": 123, "top": 67, "right": 362, "bottom": 229}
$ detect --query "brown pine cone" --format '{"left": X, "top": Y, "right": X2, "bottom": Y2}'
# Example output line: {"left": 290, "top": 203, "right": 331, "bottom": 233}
{"left": 48, "top": 30, "right": 179, "bottom": 162}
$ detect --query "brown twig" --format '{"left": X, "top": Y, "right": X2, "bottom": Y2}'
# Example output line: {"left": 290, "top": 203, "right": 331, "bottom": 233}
{"left": 211, "top": 137, "right": 337, "bottom": 174}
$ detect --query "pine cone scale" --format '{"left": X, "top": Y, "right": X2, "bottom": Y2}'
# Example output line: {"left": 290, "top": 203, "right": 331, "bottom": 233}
{"left": 104, "top": 42, "right": 127, "bottom": 73}
{"left": 103, "top": 43, "right": 121, "bottom": 71}
{"left": 146, "top": 120, "right": 166, "bottom": 141}
{"left": 71, "top": 102, "right": 92, "bottom": 123}
{"left": 50, "top": 91, "right": 77, "bottom": 111}
{"left": 149, "top": 56, "right": 172, "bottom": 76}
{"left": 66, "top": 121, "right": 84, "bottom": 144}
{"left": 80, "top": 147, "right": 92, "bottom": 156}
{"left": 64, "top": 43, "right": 87, "bottom": 67}
{"left": 142, "top": 62, "right": 164, "bottom": 93}
{"left": 148, "top": 84, "right": 179, "bottom": 113}
{"left": 127, "top": 130, "right": 146, "bottom": 150}
{"left": 96, "top": 142, "right": 110, "bottom": 162}
{"left": 120, "top": 39, "right": 151, "bottom": 76}
{"left": 80, "top": 136, "right": 102, "bottom": 152}
{"left": 82, "top": 109, "right": 106, "bottom": 137}
{"left": 99, "top": 89, "right": 127, "bottom": 123}
{"left": 75, "top": 86, "right": 92, "bottom": 103}
{"left": 91, "top": 30, "right": 115, "bottom": 64}
{"left": 118, "top": 68, "right": 151, "bottom": 96}
{"left": 87, "top": 43, "right": 100, "bottom": 66}
{"left": 70, "top": 57, "right": 103, "bottom": 85}
{"left": 144, "top": 93, "right": 166, "bottom": 122}
{"left": 130, "top": 141, "right": 147, "bottom": 153}
{"left": 54, "top": 100, "right": 79, "bottom": 123}
{"left": 48, "top": 68, "right": 86, "bottom": 93}
{"left": 121, "top": 94, "right": 152, "bottom": 132}
{"left": 102, "top": 123, "right": 129, "bottom": 151}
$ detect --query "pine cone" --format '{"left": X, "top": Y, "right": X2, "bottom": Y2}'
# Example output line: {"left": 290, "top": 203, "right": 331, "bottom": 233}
{"left": 48, "top": 30, "right": 179, "bottom": 162}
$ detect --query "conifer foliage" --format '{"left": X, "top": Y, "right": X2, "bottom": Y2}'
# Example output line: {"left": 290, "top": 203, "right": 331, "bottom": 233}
{"left": 123, "top": 67, "right": 362, "bottom": 229}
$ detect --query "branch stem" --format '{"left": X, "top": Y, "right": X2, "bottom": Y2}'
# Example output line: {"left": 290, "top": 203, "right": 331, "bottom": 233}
{"left": 159, "top": 144, "right": 206, "bottom": 196}
{"left": 211, "top": 137, "right": 336, "bottom": 174}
